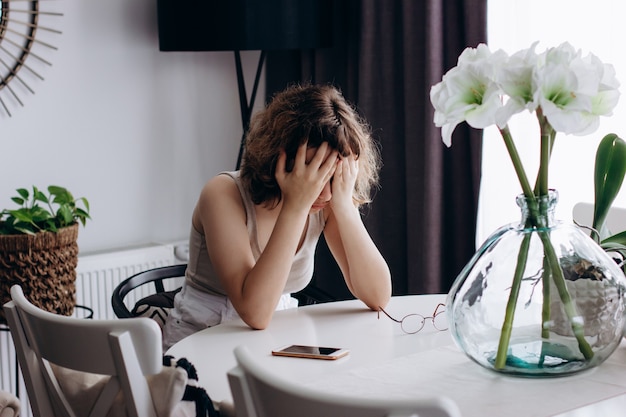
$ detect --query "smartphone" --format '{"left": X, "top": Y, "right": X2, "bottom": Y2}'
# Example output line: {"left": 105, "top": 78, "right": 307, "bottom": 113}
{"left": 271, "top": 344, "right": 350, "bottom": 360}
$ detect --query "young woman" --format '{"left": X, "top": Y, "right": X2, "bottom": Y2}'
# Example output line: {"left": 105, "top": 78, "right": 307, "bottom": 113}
{"left": 162, "top": 83, "right": 391, "bottom": 350}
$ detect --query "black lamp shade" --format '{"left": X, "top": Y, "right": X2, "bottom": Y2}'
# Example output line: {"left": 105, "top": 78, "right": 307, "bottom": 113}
{"left": 157, "top": 0, "right": 334, "bottom": 52}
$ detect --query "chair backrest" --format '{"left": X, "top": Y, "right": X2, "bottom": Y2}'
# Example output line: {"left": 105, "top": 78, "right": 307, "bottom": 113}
{"left": 227, "top": 345, "right": 463, "bottom": 417}
{"left": 111, "top": 264, "right": 187, "bottom": 320}
{"left": 4, "top": 285, "right": 163, "bottom": 417}
{"left": 292, "top": 281, "right": 338, "bottom": 306}
{"left": 572, "top": 202, "right": 626, "bottom": 238}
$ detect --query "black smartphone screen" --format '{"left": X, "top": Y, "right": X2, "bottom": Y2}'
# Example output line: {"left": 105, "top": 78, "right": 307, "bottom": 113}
{"left": 281, "top": 345, "right": 340, "bottom": 355}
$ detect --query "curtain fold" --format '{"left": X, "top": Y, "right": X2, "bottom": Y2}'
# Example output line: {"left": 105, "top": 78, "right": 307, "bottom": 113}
{"left": 266, "top": 0, "right": 487, "bottom": 297}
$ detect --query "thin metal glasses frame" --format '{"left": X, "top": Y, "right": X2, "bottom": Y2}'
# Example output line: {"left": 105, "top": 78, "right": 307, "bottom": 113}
{"left": 377, "top": 303, "right": 448, "bottom": 334}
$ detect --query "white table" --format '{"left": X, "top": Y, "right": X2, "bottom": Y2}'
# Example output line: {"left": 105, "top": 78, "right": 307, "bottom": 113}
{"left": 166, "top": 294, "right": 626, "bottom": 417}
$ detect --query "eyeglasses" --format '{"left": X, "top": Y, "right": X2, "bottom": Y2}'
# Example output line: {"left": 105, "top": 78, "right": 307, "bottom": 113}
{"left": 377, "top": 303, "right": 448, "bottom": 334}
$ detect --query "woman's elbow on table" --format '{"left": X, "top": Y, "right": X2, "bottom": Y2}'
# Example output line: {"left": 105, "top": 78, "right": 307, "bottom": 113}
{"left": 240, "top": 311, "right": 272, "bottom": 330}
{"left": 350, "top": 287, "right": 390, "bottom": 312}
{"left": 358, "top": 280, "right": 392, "bottom": 311}
{"left": 363, "top": 293, "right": 392, "bottom": 311}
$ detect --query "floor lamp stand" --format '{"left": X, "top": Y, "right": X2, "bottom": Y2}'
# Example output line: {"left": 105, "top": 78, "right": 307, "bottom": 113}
{"left": 234, "top": 50, "right": 266, "bottom": 170}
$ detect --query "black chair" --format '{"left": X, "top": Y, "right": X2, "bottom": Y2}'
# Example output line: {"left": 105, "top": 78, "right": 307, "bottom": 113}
{"left": 111, "top": 263, "right": 338, "bottom": 327}
{"left": 111, "top": 264, "right": 187, "bottom": 325}
{"left": 293, "top": 282, "right": 338, "bottom": 306}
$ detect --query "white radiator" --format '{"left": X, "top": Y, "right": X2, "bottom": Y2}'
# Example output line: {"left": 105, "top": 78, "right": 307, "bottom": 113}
{"left": 75, "top": 243, "right": 185, "bottom": 319}
{"left": 0, "top": 242, "right": 188, "bottom": 417}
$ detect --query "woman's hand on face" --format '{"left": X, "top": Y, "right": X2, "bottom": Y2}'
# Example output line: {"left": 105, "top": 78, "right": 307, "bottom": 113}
{"left": 330, "top": 154, "right": 358, "bottom": 211}
{"left": 275, "top": 142, "right": 338, "bottom": 213}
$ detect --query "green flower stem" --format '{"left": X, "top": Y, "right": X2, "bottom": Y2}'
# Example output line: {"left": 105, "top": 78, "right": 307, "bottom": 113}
{"left": 499, "top": 126, "right": 535, "bottom": 199}
{"left": 495, "top": 233, "right": 531, "bottom": 369}
{"left": 534, "top": 108, "right": 555, "bottom": 196}
{"left": 541, "top": 254, "right": 551, "bottom": 339}
{"left": 497, "top": 122, "right": 593, "bottom": 368}
{"left": 535, "top": 112, "right": 557, "bottom": 345}
{"left": 538, "top": 231, "right": 594, "bottom": 360}
{"left": 496, "top": 125, "right": 536, "bottom": 370}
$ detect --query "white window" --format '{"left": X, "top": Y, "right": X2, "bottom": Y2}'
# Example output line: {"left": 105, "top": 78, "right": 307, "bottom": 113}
{"left": 478, "top": 0, "right": 626, "bottom": 247}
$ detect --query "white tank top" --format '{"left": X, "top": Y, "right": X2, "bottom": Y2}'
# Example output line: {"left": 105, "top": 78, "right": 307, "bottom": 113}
{"left": 185, "top": 171, "right": 326, "bottom": 296}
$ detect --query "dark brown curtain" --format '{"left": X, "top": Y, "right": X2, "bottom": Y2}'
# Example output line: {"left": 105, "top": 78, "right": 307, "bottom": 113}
{"left": 266, "top": 0, "right": 486, "bottom": 298}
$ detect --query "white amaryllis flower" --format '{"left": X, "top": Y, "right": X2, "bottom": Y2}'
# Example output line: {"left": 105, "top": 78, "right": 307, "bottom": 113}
{"left": 430, "top": 41, "right": 620, "bottom": 145}
{"left": 592, "top": 63, "right": 621, "bottom": 117}
{"left": 588, "top": 57, "right": 620, "bottom": 124}
{"left": 535, "top": 42, "right": 620, "bottom": 135}
{"left": 495, "top": 42, "right": 540, "bottom": 128}
{"left": 430, "top": 41, "right": 620, "bottom": 200}
{"left": 430, "top": 44, "right": 506, "bottom": 147}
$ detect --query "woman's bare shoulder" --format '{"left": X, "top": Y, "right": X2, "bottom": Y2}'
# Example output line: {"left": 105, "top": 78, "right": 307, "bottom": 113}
{"left": 195, "top": 174, "right": 244, "bottom": 222}
{"left": 201, "top": 173, "right": 238, "bottom": 196}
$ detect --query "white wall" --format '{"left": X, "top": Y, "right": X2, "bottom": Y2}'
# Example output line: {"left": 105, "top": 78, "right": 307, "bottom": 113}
{"left": 0, "top": 1, "right": 264, "bottom": 254}
{"left": 478, "top": 0, "right": 626, "bottom": 246}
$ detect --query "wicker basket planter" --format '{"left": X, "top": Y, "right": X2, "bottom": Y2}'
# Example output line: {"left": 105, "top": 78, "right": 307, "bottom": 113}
{"left": 0, "top": 223, "right": 79, "bottom": 324}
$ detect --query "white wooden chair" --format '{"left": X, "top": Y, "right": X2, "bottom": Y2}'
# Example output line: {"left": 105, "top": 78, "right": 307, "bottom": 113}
{"left": 572, "top": 202, "right": 626, "bottom": 238}
{"left": 227, "top": 345, "right": 462, "bottom": 417}
{"left": 3, "top": 285, "right": 175, "bottom": 417}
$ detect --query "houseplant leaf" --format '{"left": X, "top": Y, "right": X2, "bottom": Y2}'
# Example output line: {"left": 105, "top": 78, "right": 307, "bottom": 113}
{"left": 15, "top": 188, "right": 29, "bottom": 200}
{"left": 48, "top": 185, "right": 74, "bottom": 205}
{"left": 34, "top": 188, "right": 49, "bottom": 205}
{"left": 0, "top": 185, "right": 90, "bottom": 235}
{"left": 602, "top": 230, "right": 626, "bottom": 246}
{"left": 592, "top": 133, "right": 626, "bottom": 239}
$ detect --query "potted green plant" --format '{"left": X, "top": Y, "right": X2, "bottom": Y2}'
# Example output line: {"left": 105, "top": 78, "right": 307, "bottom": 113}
{"left": 0, "top": 185, "right": 90, "bottom": 323}
{"left": 587, "top": 133, "right": 626, "bottom": 268}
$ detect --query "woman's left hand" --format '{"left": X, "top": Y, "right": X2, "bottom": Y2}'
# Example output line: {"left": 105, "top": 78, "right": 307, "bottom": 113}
{"left": 330, "top": 154, "right": 358, "bottom": 211}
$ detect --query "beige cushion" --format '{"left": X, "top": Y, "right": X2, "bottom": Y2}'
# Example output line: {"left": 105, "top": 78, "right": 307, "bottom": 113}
{"left": 0, "top": 390, "right": 20, "bottom": 417}
{"left": 51, "top": 363, "right": 195, "bottom": 417}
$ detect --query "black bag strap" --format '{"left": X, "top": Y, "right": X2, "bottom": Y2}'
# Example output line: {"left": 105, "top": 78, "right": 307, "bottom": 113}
{"left": 163, "top": 355, "right": 220, "bottom": 417}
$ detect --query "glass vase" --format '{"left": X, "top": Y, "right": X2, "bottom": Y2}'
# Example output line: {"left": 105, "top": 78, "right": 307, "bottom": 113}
{"left": 447, "top": 190, "right": 626, "bottom": 377}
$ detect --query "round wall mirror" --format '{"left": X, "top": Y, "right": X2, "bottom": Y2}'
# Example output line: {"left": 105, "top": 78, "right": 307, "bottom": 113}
{"left": 0, "top": 0, "right": 62, "bottom": 117}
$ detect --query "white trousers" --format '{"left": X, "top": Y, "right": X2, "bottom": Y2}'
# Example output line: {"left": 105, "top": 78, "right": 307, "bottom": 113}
{"left": 162, "top": 283, "right": 298, "bottom": 351}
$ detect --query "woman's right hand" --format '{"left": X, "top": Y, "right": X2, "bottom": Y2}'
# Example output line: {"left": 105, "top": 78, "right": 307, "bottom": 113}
{"left": 275, "top": 142, "right": 338, "bottom": 213}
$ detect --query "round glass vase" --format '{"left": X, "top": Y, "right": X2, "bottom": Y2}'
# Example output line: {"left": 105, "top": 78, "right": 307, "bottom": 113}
{"left": 447, "top": 190, "right": 626, "bottom": 377}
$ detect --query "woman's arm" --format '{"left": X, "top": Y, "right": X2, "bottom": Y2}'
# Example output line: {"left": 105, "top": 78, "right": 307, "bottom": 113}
{"left": 197, "top": 175, "right": 302, "bottom": 330}
{"left": 324, "top": 155, "right": 392, "bottom": 310}
{"left": 199, "top": 143, "right": 338, "bottom": 329}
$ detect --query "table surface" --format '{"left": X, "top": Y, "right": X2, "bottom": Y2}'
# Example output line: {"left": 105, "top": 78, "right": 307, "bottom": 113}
{"left": 166, "top": 294, "right": 626, "bottom": 417}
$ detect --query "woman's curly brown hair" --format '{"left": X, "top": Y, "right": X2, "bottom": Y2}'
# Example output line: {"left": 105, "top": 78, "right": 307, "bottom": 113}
{"left": 240, "top": 83, "right": 381, "bottom": 207}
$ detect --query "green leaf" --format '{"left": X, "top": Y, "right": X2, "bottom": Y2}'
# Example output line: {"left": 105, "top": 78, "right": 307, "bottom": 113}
{"left": 30, "top": 207, "right": 52, "bottom": 223}
{"left": 77, "top": 197, "right": 90, "bottom": 213}
{"left": 57, "top": 205, "right": 73, "bottom": 225}
{"left": 10, "top": 197, "right": 24, "bottom": 206}
{"left": 74, "top": 207, "right": 91, "bottom": 226}
{"left": 16, "top": 188, "right": 29, "bottom": 200}
{"left": 34, "top": 189, "right": 49, "bottom": 204}
{"left": 601, "top": 241, "right": 626, "bottom": 250}
{"left": 602, "top": 230, "right": 626, "bottom": 246}
{"left": 49, "top": 186, "right": 73, "bottom": 205}
{"left": 593, "top": 133, "right": 626, "bottom": 236}
{"left": 75, "top": 207, "right": 90, "bottom": 218}
{"left": 14, "top": 225, "right": 36, "bottom": 235}
{"left": 43, "top": 219, "right": 58, "bottom": 233}
{"left": 47, "top": 185, "right": 67, "bottom": 195}
{"left": 9, "top": 208, "right": 35, "bottom": 223}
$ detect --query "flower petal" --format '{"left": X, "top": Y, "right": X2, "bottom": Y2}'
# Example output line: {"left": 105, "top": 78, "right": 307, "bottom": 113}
{"left": 441, "top": 121, "right": 460, "bottom": 147}
{"left": 430, "top": 44, "right": 505, "bottom": 145}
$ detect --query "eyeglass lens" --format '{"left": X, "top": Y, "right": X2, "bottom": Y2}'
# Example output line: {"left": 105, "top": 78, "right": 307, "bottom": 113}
{"left": 400, "top": 310, "right": 448, "bottom": 334}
